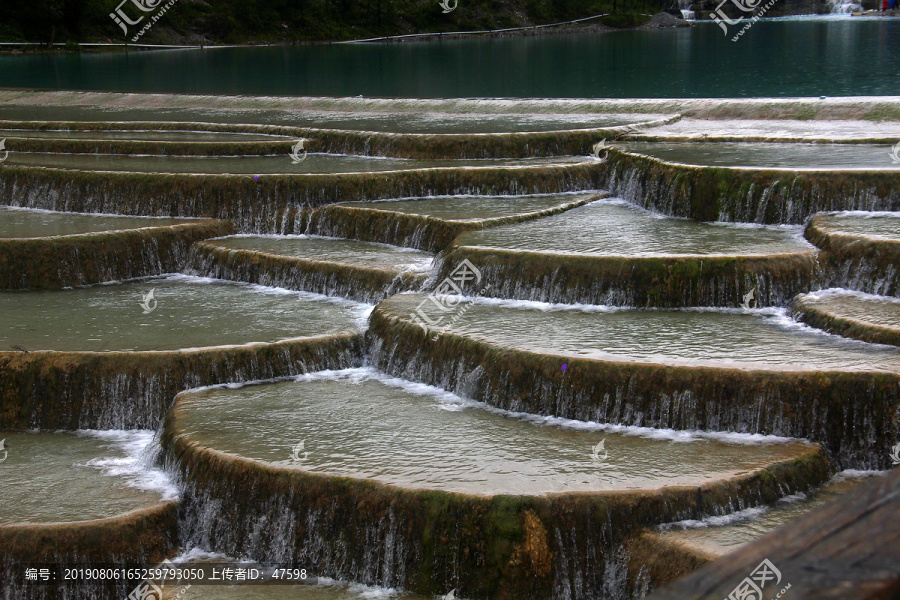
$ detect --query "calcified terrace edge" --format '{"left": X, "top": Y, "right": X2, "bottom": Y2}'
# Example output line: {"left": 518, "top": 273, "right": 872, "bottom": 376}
{"left": 188, "top": 239, "right": 429, "bottom": 304}
{"left": 307, "top": 193, "right": 605, "bottom": 252}
{"left": 160, "top": 379, "right": 829, "bottom": 599}
{"left": 438, "top": 244, "right": 820, "bottom": 308}
{"left": 804, "top": 213, "right": 900, "bottom": 297}
{"left": 790, "top": 295, "right": 900, "bottom": 348}
{"left": 602, "top": 149, "right": 900, "bottom": 224}
{"left": 0, "top": 162, "right": 606, "bottom": 232}
{"left": 0, "top": 501, "right": 180, "bottom": 599}
{"left": 0, "top": 219, "right": 233, "bottom": 290}
{"left": 4, "top": 90, "right": 900, "bottom": 119}
{"left": 0, "top": 116, "right": 679, "bottom": 159}
{"left": 369, "top": 296, "right": 900, "bottom": 470}
{"left": 0, "top": 332, "right": 363, "bottom": 430}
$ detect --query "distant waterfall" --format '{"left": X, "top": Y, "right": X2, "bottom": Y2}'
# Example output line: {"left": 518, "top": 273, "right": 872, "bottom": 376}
{"left": 678, "top": 0, "right": 696, "bottom": 20}
{"left": 827, "top": 0, "right": 862, "bottom": 12}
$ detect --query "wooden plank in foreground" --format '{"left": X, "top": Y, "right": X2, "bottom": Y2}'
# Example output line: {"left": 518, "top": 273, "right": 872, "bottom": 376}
{"left": 646, "top": 469, "right": 900, "bottom": 600}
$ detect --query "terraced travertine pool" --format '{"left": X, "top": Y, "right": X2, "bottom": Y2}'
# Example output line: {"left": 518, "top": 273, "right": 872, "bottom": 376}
{"left": 656, "top": 473, "right": 873, "bottom": 558}
{"left": 0, "top": 430, "right": 173, "bottom": 524}
{"left": 336, "top": 192, "right": 601, "bottom": 222}
{"left": 383, "top": 294, "right": 900, "bottom": 372}
{"left": 0, "top": 152, "right": 588, "bottom": 174}
{"left": 0, "top": 275, "right": 367, "bottom": 352}
{"left": 810, "top": 211, "right": 900, "bottom": 240}
{"left": 617, "top": 141, "right": 900, "bottom": 169}
{"left": 1, "top": 94, "right": 899, "bottom": 600}
{"left": 796, "top": 290, "right": 900, "bottom": 331}
{"left": 0, "top": 206, "right": 199, "bottom": 238}
{"left": 0, "top": 103, "right": 662, "bottom": 133}
{"left": 208, "top": 235, "right": 434, "bottom": 273}
{"left": 453, "top": 199, "right": 812, "bottom": 256}
{"left": 173, "top": 368, "right": 813, "bottom": 496}
{"left": 0, "top": 129, "right": 294, "bottom": 142}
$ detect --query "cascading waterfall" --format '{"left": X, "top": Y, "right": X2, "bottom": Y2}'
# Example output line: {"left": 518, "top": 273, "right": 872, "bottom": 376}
{"left": 827, "top": 0, "right": 863, "bottom": 12}
{"left": 678, "top": 0, "right": 696, "bottom": 21}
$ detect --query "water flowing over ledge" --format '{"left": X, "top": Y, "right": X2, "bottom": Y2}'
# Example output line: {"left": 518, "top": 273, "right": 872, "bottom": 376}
{"left": 0, "top": 502, "right": 179, "bottom": 600}
{"left": 4, "top": 91, "right": 900, "bottom": 122}
{"left": 602, "top": 149, "right": 900, "bottom": 224}
{"left": 0, "top": 220, "right": 233, "bottom": 290}
{"left": 186, "top": 240, "right": 428, "bottom": 304}
{"left": 368, "top": 296, "right": 900, "bottom": 470}
{"left": 0, "top": 162, "right": 605, "bottom": 233}
{"left": 804, "top": 212, "right": 900, "bottom": 297}
{"left": 791, "top": 290, "right": 900, "bottom": 347}
{"left": 0, "top": 116, "right": 674, "bottom": 159}
{"left": 307, "top": 193, "right": 601, "bottom": 253}
{"left": 161, "top": 375, "right": 829, "bottom": 600}
{"left": 437, "top": 246, "right": 820, "bottom": 308}
{"left": 0, "top": 333, "right": 362, "bottom": 430}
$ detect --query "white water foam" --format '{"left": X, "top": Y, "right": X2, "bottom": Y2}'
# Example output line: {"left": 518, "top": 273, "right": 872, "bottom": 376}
{"left": 78, "top": 429, "right": 180, "bottom": 501}
{"left": 658, "top": 469, "right": 888, "bottom": 531}
{"left": 799, "top": 287, "right": 900, "bottom": 305}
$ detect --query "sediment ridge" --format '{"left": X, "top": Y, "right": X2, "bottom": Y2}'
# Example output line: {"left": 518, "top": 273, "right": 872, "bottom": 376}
{"left": 0, "top": 333, "right": 362, "bottom": 430}
{"left": 186, "top": 240, "right": 427, "bottom": 303}
{"left": 436, "top": 246, "right": 820, "bottom": 308}
{"left": 603, "top": 149, "right": 900, "bottom": 224}
{"left": 307, "top": 194, "right": 601, "bottom": 252}
{"left": 0, "top": 162, "right": 604, "bottom": 233}
{"left": 0, "top": 502, "right": 179, "bottom": 600}
{"left": 0, "top": 219, "right": 233, "bottom": 290}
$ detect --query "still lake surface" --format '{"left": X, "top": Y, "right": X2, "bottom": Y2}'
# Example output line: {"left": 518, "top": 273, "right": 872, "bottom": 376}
{"left": 1, "top": 18, "right": 898, "bottom": 97}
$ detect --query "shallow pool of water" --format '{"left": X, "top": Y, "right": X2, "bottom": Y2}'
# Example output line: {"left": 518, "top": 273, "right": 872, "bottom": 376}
{"left": 386, "top": 295, "right": 900, "bottom": 371}
{"left": 454, "top": 200, "right": 811, "bottom": 255}
{"left": 338, "top": 192, "right": 600, "bottom": 222}
{"left": 0, "top": 106, "right": 656, "bottom": 134}
{"left": 0, "top": 206, "right": 197, "bottom": 238}
{"left": 175, "top": 368, "right": 813, "bottom": 496}
{"left": 798, "top": 289, "right": 900, "bottom": 330}
{"left": 0, "top": 275, "right": 366, "bottom": 352}
{"left": 618, "top": 142, "right": 899, "bottom": 169}
{"left": 210, "top": 235, "right": 434, "bottom": 272}
{"left": 0, "top": 153, "right": 587, "bottom": 174}
{"left": 813, "top": 212, "right": 900, "bottom": 240}
{"left": 0, "top": 129, "right": 293, "bottom": 142}
{"left": 631, "top": 119, "right": 900, "bottom": 141}
{"left": 657, "top": 473, "right": 873, "bottom": 556}
{"left": 0, "top": 430, "right": 171, "bottom": 525}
